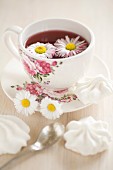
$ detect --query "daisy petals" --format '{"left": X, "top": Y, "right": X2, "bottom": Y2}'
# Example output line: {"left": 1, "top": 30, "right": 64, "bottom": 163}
{"left": 14, "top": 90, "right": 38, "bottom": 116}
{"left": 54, "top": 35, "right": 88, "bottom": 58}
{"left": 40, "top": 97, "right": 63, "bottom": 120}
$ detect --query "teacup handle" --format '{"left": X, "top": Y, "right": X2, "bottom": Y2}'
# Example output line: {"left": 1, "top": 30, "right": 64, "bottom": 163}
{"left": 4, "top": 26, "right": 23, "bottom": 60}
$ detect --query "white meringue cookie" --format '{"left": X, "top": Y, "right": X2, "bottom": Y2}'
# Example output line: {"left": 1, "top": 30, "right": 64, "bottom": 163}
{"left": 64, "top": 116, "right": 112, "bottom": 156}
{"left": 0, "top": 115, "right": 30, "bottom": 155}
{"left": 74, "top": 75, "right": 113, "bottom": 105}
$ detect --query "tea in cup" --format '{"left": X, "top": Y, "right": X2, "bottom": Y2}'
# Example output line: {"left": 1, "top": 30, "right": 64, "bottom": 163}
{"left": 4, "top": 18, "right": 95, "bottom": 91}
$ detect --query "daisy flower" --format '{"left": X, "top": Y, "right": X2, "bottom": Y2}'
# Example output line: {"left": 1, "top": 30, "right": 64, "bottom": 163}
{"left": 54, "top": 35, "right": 88, "bottom": 58}
{"left": 40, "top": 97, "right": 63, "bottom": 120}
{"left": 27, "top": 42, "right": 56, "bottom": 59}
{"left": 14, "top": 90, "right": 38, "bottom": 116}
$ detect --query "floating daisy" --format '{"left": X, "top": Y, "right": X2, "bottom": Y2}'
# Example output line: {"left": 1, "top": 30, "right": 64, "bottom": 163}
{"left": 54, "top": 35, "right": 88, "bottom": 58}
{"left": 40, "top": 97, "right": 63, "bottom": 120}
{"left": 14, "top": 90, "right": 38, "bottom": 116}
{"left": 27, "top": 42, "right": 56, "bottom": 59}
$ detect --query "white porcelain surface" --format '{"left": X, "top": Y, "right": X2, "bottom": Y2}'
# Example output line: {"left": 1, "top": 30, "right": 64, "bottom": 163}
{"left": 1, "top": 55, "right": 110, "bottom": 113}
{"left": 4, "top": 19, "right": 95, "bottom": 90}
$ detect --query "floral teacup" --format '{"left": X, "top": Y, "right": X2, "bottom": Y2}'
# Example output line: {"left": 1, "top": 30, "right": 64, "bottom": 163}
{"left": 4, "top": 18, "right": 95, "bottom": 91}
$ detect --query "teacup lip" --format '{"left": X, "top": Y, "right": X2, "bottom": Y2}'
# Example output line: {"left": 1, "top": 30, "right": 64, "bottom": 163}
{"left": 19, "top": 18, "right": 95, "bottom": 61}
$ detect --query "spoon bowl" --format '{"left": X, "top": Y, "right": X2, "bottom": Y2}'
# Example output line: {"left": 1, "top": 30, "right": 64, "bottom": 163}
{"left": 31, "top": 122, "right": 65, "bottom": 151}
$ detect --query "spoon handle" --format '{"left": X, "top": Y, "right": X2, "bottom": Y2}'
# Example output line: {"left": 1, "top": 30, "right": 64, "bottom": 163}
{"left": 0, "top": 148, "right": 33, "bottom": 170}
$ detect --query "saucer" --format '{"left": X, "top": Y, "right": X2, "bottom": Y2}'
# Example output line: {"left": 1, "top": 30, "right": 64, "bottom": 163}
{"left": 1, "top": 56, "right": 110, "bottom": 113}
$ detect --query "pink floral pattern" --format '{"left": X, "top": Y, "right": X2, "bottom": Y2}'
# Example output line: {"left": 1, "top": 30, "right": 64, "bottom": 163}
{"left": 23, "top": 60, "right": 36, "bottom": 76}
{"left": 22, "top": 56, "right": 63, "bottom": 84}
{"left": 34, "top": 60, "right": 52, "bottom": 75}
{"left": 11, "top": 81, "right": 77, "bottom": 103}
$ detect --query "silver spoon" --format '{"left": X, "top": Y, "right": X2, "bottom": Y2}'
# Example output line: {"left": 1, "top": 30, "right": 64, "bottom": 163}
{"left": 0, "top": 122, "right": 65, "bottom": 170}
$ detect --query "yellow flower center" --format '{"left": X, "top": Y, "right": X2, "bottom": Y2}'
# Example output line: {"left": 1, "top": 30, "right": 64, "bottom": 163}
{"left": 35, "top": 46, "right": 47, "bottom": 54}
{"left": 47, "top": 104, "right": 56, "bottom": 112}
{"left": 66, "top": 43, "right": 76, "bottom": 51}
{"left": 21, "top": 99, "right": 30, "bottom": 108}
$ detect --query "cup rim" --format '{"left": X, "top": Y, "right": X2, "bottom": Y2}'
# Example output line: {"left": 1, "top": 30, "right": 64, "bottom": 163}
{"left": 19, "top": 18, "right": 95, "bottom": 61}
